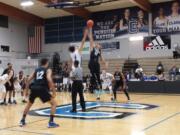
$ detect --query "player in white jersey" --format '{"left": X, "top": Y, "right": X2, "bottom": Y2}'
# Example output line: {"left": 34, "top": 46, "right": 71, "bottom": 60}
{"left": 154, "top": 8, "right": 168, "bottom": 28}
{"left": 168, "top": 1, "right": 180, "bottom": 30}
{"left": 100, "top": 70, "right": 114, "bottom": 100}
{"left": 0, "top": 70, "right": 13, "bottom": 105}
{"left": 69, "top": 28, "right": 88, "bottom": 70}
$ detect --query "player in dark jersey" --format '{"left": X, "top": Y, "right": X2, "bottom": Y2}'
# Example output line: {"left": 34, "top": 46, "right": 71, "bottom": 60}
{"left": 19, "top": 58, "right": 59, "bottom": 128}
{"left": 112, "top": 66, "right": 130, "bottom": 102}
{"left": 88, "top": 28, "right": 106, "bottom": 100}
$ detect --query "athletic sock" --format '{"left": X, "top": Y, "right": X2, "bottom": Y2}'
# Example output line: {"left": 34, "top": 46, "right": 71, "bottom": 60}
{"left": 8, "top": 98, "right": 11, "bottom": 102}
{"left": 4, "top": 98, "right": 6, "bottom": 103}
{"left": 22, "top": 114, "right": 26, "bottom": 121}
{"left": 49, "top": 115, "right": 54, "bottom": 123}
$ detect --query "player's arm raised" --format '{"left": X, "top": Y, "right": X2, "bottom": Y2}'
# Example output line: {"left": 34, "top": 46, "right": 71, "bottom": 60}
{"left": 78, "top": 28, "right": 88, "bottom": 54}
{"left": 88, "top": 28, "right": 95, "bottom": 51}
{"left": 46, "top": 69, "right": 56, "bottom": 98}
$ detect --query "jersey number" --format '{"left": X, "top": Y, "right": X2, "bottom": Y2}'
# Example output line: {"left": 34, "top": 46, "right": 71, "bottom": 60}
{"left": 36, "top": 71, "right": 44, "bottom": 80}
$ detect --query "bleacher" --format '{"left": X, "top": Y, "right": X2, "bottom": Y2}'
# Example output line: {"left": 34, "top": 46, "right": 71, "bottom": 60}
{"left": 81, "top": 57, "right": 180, "bottom": 77}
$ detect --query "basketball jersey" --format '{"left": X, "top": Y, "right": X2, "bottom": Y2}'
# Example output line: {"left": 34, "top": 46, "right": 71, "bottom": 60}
{"left": 90, "top": 48, "right": 101, "bottom": 63}
{"left": 0, "top": 74, "right": 8, "bottom": 85}
{"left": 33, "top": 67, "right": 48, "bottom": 87}
{"left": 3, "top": 68, "right": 14, "bottom": 83}
{"left": 18, "top": 75, "right": 25, "bottom": 86}
{"left": 168, "top": 15, "right": 180, "bottom": 30}
{"left": 101, "top": 73, "right": 113, "bottom": 84}
{"left": 114, "top": 71, "right": 123, "bottom": 84}
{"left": 154, "top": 17, "right": 168, "bottom": 28}
{"left": 70, "top": 49, "right": 81, "bottom": 69}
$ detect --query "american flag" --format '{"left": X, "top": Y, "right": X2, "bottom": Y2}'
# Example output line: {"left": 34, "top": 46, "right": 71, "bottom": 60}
{"left": 28, "top": 26, "right": 42, "bottom": 54}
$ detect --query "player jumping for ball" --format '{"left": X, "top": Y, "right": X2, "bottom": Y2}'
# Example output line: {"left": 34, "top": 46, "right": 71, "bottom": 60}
{"left": 19, "top": 58, "right": 59, "bottom": 128}
{"left": 88, "top": 24, "right": 106, "bottom": 100}
{"left": 68, "top": 28, "right": 88, "bottom": 70}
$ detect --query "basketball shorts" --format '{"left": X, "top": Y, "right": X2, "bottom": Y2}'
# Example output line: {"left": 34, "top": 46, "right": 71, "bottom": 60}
{"left": 29, "top": 85, "right": 52, "bottom": 104}
{"left": 14, "top": 83, "right": 22, "bottom": 92}
{"left": 5, "top": 82, "right": 14, "bottom": 91}
{"left": 63, "top": 78, "right": 68, "bottom": 85}
{"left": 102, "top": 82, "right": 112, "bottom": 89}
{"left": 113, "top": 82, "right": 123, "bottom": 91}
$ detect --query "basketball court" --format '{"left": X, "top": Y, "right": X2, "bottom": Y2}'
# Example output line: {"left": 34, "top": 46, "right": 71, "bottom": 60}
{"left": 0, "top": 93, "right": 179, "bottom": 135}
{"left": 0, "top": 0, "right": 180, "bottom": 135}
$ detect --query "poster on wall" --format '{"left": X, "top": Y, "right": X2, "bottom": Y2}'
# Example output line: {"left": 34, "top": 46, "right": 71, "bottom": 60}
{"left": 152, "top": 1, "right": 180, "bottom": 35}
{"left": 144, "top": 35, "right": 171, "bottom": 51}
{"left": 99, "top": 41, "right": 120, "bottom": 52}
{"left": 70, "top": 42, "right": 90, "bottom": 55}
{"left": 92, "top": 7, "right": 149, "bottom": 40}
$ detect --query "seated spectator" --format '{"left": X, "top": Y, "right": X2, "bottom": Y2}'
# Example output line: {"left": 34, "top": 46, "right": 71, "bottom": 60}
{"left": 85, "top": 74, "right": 91, "bottom": 91}
{"left": 169, "top": 65, "right": 178, "bottom": 81}
{"left": 158, "top": 73, "right": 165, "bottom": 81}
{"left": 62, "top": 62, "right": 70, "bottom": 91}
{"left": 173, "top": 44, "right": 180, "bottom": 59}
{"left": 135, "top": 65, "right": 143, "bottom": 80}
{"left": 156, "top": 61, "right": 164, "bottom": 75}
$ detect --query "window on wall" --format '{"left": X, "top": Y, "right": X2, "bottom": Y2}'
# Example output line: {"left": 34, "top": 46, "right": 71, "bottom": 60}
{"left": 45, "top": 16, "right": 85, "bottom": 44}
{"left": 1, "top": 45, "right": 10, "bottom": 52}
{"left": 0, "top": 15, "right": 8, "bottom": 28}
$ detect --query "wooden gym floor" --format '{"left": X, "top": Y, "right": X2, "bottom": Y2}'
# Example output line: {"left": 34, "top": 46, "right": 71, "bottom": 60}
{"left": 0, "top": 92, "right": 179, "bottom": 135}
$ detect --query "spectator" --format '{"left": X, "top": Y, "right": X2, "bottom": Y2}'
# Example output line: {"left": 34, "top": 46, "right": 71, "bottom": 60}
{"left": 135, "top": 65, "right": 143, "bottom": 80}
{"left": 62, "top": 62, "right": 70, "bottom": 91}
{"left": 158, "top": 73, "right": 165, "bottom": 81}
{"left": 173, "top": 44, "right": 180, "bottom": 59}
{"left": 169, "top": 65, "right": 178, "bottom": 81}
{"left": 156, "top": 61, "right": 164, "bottom": 75}
{"left": 85, "top": 74, "right": 91, "bottom": 91}
{"left": 18, "top": 71, "right": 27, "bottom": 103}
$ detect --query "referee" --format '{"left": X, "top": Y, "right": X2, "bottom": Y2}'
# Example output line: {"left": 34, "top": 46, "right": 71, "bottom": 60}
{"left": 70, "top": 60, "right": 86, "bottom": 113}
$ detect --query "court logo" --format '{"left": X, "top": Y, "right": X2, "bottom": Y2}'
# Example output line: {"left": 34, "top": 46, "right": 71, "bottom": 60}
{"left": 29, "top": 102, "right": 158, "bottom": 120}
{"left": 144, "top": 35, "right": 171, "bottom": 51}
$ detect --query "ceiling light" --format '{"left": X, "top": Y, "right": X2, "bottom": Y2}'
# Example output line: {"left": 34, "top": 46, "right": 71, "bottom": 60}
{"left": 20, "top": 0, "right": 34, "bottom": 7}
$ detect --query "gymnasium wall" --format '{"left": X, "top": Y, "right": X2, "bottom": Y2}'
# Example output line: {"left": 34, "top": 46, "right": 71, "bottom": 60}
{"left": 0, "top": 18, "right": 28, "bottom": 59}
{"left": 42, "top": 1, "right": 180, "bottom": 61}
{"left": 42, "top": 35, "right": 179, "bottom": 61}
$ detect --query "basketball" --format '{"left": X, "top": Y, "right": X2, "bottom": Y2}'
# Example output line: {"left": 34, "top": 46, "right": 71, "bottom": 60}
{"left": 87, "top": 19, "right": 94, "bottom": 28}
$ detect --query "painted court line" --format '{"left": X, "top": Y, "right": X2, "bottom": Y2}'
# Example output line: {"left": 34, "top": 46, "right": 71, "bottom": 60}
{"left": 0, "top": 118, "right": 48, "bottom": 132}
{"left": 7, "top": 129, "right": 53, "bottom": 135}
{"left": 142, "top": 112, "right": 180, "bottom": 132}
